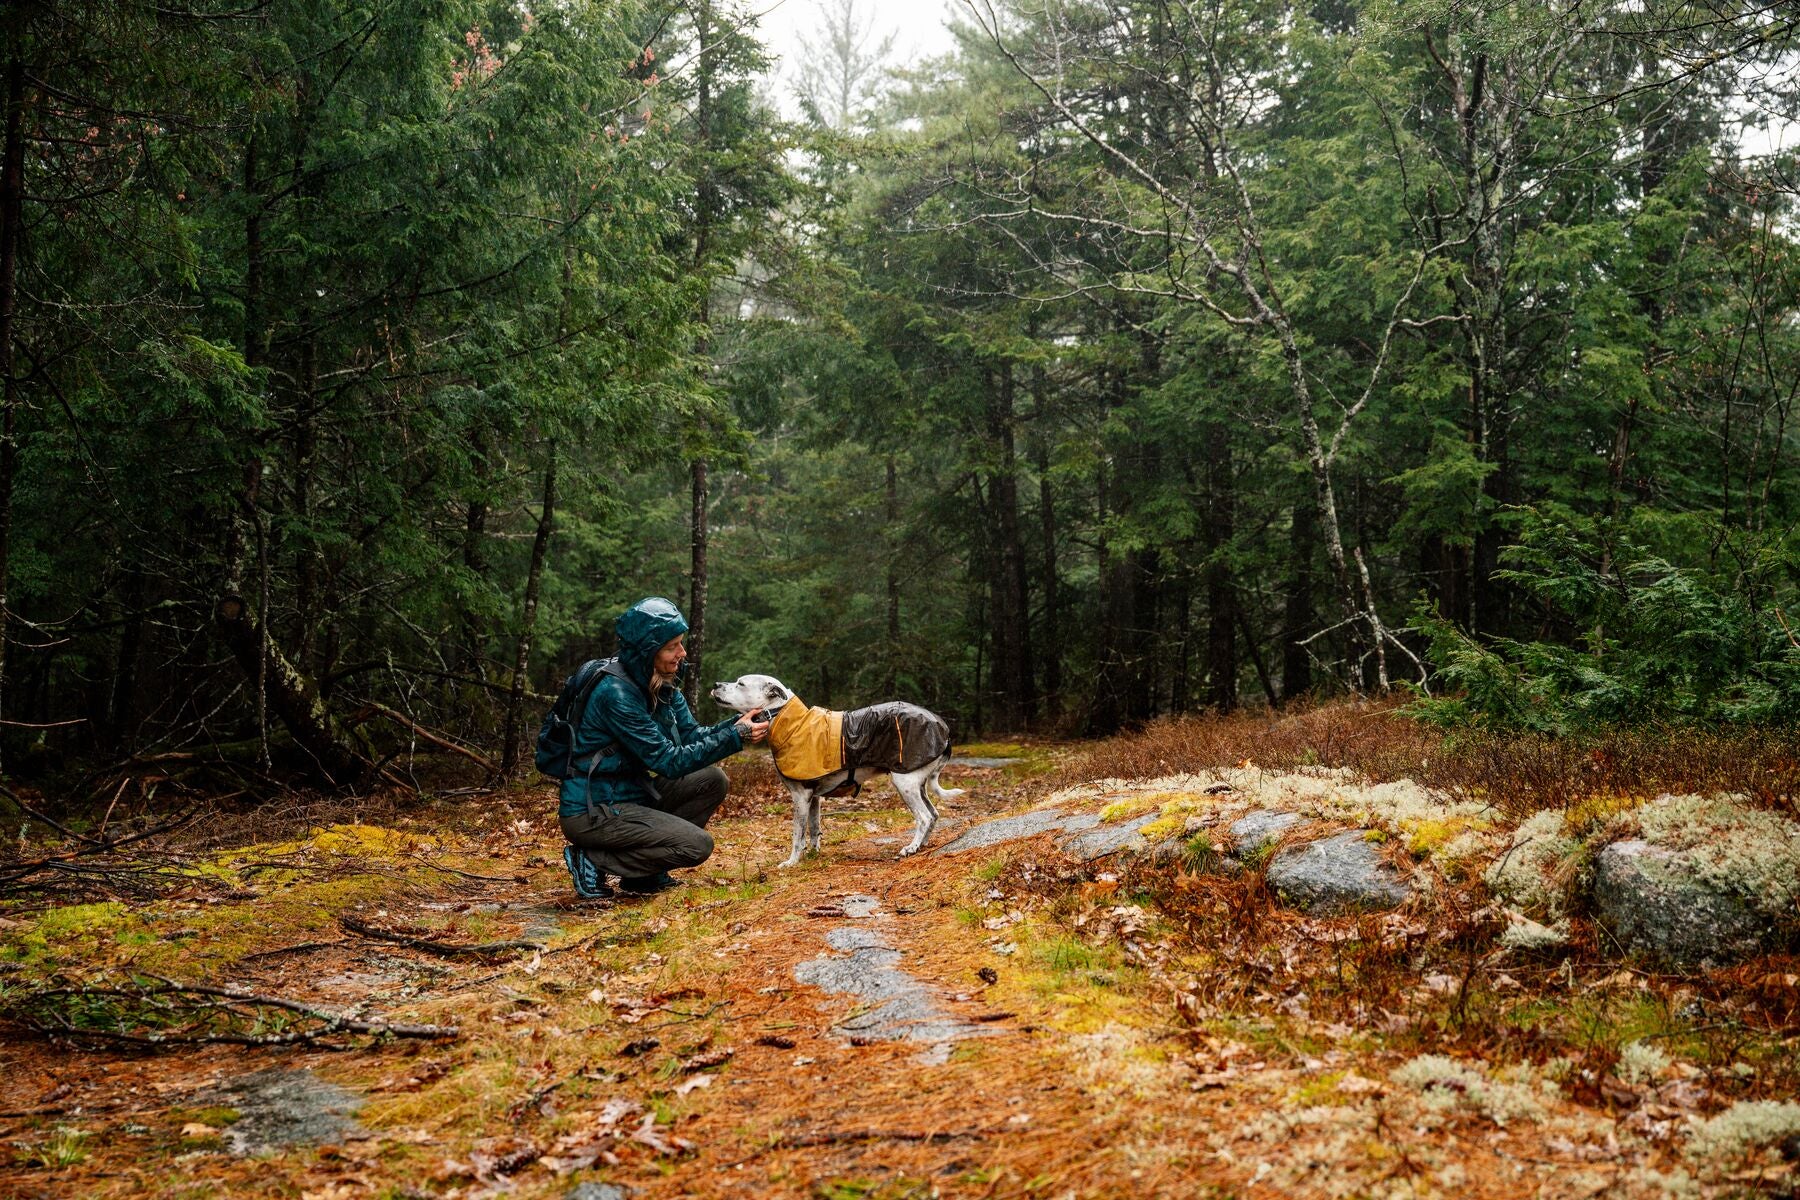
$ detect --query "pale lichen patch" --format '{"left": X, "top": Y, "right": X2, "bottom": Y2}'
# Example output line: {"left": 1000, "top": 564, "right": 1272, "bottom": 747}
{"left": 1683, "top": 1100, "right": 1800, "bottom": 1164}
{"left": 1388, "top": 1054, "right": 1555, "bottom": 1126}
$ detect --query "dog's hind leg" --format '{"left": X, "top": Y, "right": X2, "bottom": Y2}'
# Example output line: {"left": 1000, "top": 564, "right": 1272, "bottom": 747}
{"left": 892, "top": 768, "right": 938, "bottom": 857}
{"left": 807, "top": 792, "right": 823, "bottom": 853}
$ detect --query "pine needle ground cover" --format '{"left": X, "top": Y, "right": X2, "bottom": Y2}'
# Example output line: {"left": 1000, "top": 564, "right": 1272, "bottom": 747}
{"left": 3, "top": 706, "right": 1798, "bottom": 1200}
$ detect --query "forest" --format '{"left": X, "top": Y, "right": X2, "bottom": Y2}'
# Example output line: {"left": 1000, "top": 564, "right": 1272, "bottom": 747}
{"left": 4, "top": 5, "right": 1800, "bottom": 1199}
{"left": 2, "top": 0, "right": 1795, "bottom": 795}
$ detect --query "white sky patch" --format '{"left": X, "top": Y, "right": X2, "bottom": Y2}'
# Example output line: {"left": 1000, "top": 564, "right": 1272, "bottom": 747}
{"left": 748, "top": 0, "right": 962, "bottom": 117}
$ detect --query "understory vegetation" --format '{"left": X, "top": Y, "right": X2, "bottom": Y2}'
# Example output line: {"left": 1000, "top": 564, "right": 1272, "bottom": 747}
{"left": 1, "top": 709, "right": 1797, "bottom": 1197}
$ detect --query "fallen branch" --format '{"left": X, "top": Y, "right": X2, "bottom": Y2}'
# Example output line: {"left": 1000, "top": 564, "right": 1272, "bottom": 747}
{"left": 339, "top": 915, "right": 545, "bottom": 959}
{"left": 354, "top": 700, "right": 499, "bottom": 774}
{"left": 9, "top": 974, "right": 459, "bottom": 1047}
{"left": 0, "top": 809, "right": 201, "bottom": 896}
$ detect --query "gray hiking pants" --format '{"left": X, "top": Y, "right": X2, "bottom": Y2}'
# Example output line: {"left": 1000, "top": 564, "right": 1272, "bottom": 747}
{"left": 559, "top": 765, "right": 726, "bottom": 879}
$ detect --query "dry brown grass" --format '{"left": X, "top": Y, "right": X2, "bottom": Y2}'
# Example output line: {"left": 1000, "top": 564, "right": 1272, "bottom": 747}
{"left": 1053, "top": 701, "right": 1800, "bottom": 819}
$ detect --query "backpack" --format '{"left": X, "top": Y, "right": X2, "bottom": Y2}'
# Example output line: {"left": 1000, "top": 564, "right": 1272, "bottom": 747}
{"left": 534, "top": 658, "right": 617, "bottom": 780}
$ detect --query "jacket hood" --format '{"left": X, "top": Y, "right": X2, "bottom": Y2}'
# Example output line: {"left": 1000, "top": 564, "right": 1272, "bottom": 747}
{"left": 615, "top": 596, "right": 689, "bottom": 689}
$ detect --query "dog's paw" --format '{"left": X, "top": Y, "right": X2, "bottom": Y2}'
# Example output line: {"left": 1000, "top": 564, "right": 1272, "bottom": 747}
{"left": 776, "top": 856, "right": 801, "bottom": 868}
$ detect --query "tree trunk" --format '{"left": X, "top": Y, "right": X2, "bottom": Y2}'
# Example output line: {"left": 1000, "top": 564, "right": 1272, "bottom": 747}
{"left": 1169, "top": 562, "right": 1192, "bottom": 714}
{"left": 1031, "top": 374, "right": 1061, "bottom": 719}
{"left": 214, "top": 596, "right": 370, "bottom": 789}
{"left": 884, "top": 452, "right": 900, "bottom": 694}
{"left": 501, "top": 446, "right": 556, "bottom": 778}
{"left": 1090, "top": 458, "right": 1122, "bottom": 734}
{"left": 0, "top": 55, "right": 25, "bottom": 761}
{"left": 292, "top": 337, "right": 319, "bottom": 671}
{"left": 226, "top": 130, "right": 264, "bottom": 593}
{"left": 686, "top": 457, "right": 708, "bottom": 706}
{"left": 985, "top": 364, "right": 1035, "bottom": 730}
{"left": 1123, "top": 546, "right": 1158, "bottom": 724}
{"left": 1204, "top": 419, "right": 1237, "bottom": 713}
{"left": 683, "top": 0, "right": 715, "bottom": 710}
{"left": 460, "top": 427, "right": 490, "bottom": 679}
{"left": 1281, "top": 499, "right": 1316, "bottom": 703}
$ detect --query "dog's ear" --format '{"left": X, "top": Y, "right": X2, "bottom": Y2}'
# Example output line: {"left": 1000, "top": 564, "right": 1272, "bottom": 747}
{"left": 763, "top": 681, "right": 790, "bottom": 702}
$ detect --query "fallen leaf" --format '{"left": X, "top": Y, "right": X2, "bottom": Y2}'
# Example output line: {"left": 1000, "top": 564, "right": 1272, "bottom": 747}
{"left": 180, "top": 1122, "right": 218, "bottom": 1137}
{"left": 674, "top": 1074, "right": 713, "bottom": 1096}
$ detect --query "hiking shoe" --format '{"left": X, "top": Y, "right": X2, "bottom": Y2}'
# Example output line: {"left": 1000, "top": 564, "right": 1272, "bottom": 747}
{"left": 564, "top": 845, "right": 612, "bottom": 900}
{"left": 619, "top": 871, "right": 680, "bottom": 895}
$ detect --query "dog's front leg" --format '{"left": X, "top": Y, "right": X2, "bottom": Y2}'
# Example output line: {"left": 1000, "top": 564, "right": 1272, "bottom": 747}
{"left": 778, "top": 782, "right": 812, "bottom": 868}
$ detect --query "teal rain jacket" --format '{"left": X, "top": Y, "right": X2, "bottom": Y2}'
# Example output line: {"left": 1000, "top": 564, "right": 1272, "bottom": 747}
{"left": 557, "top": 597, "right": 743, "bottom": 818}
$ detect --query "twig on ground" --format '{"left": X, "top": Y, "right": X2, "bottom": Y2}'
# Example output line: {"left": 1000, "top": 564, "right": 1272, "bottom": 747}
{"left": 339, "top": 916, "right": 545, "bottom": 959}
{"left": 407, "top": 853, "right": 523, "bottom": 883}
{"left": 239, "top": 940, "right": 350, "bottom": 962}
{"left": 723, "top": 1125, "right": 998, "bottom": 1166}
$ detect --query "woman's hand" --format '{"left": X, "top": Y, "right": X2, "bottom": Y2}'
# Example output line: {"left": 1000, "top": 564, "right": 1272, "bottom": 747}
{"left": 736, "top": 707, "right": 770, "bottom": 744}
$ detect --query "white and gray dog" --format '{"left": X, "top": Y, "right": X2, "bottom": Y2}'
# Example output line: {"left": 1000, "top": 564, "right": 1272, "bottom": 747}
{"left": 710, "top": 673, "right": 964, "bottom": 867}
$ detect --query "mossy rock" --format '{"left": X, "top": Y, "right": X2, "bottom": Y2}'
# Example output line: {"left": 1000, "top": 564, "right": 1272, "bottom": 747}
{"left": 1592, "top": 840, "right": 1784, "bottom": 969}
{"left": 1265, "top": 831, "right": 1412, "bottom": 914}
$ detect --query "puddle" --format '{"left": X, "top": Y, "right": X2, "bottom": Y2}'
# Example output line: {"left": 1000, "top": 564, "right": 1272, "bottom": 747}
{"left": 793, "top": 896, "right": 996, "bottom": 1061}
{"left": 208, "top": 1068, "right": 366, "bottom": 1155}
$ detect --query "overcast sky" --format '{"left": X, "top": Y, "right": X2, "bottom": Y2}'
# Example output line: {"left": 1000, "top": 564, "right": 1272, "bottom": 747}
{"left": 745, "top": 0, "right": 964, "bottom": 114}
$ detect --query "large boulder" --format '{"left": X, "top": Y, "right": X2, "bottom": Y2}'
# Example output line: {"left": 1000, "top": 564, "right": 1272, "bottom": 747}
{"left": 1265, "top": 831, "right": 1412, "bottom": 914}
{"left": 1591, "top": 840, "right": 1776, "bottom": 968}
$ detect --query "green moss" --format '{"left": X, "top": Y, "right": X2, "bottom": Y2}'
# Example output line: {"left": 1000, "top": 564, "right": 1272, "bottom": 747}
{"left": 956, "top": 741, "right": 1031, "bottom": 758}
{"left": 1289, "top": 1070, "right": 1349, "bottom": 1107}
{"left": 1, "top": 902, "right": 137, "bottom": 970}
{"left": 169, "top": 1106, "right": 241, "bottom": 1128}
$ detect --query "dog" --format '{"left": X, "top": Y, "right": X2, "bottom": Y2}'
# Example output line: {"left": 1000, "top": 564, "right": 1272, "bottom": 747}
{"left": 710, "top": 673, "right": 964, "bottom": 867}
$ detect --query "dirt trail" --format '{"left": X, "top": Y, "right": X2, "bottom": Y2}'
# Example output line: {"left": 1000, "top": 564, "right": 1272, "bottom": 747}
{"left": 3, "top": 757, "right": 1789, "bottom": 1199}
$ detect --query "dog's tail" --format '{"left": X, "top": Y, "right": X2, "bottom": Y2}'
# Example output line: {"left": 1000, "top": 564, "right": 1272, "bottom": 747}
{"left": 929, "top": 762, "right": 966, "bottom": 802}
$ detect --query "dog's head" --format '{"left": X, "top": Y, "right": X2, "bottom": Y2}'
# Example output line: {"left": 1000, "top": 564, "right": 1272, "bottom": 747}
{"left": 709, "top": 673, "right": 793, "bottom": 714}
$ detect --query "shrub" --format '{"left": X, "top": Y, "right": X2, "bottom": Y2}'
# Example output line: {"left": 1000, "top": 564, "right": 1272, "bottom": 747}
{"left": 1410, "top": 509, "right": 1800, "bottom": 733}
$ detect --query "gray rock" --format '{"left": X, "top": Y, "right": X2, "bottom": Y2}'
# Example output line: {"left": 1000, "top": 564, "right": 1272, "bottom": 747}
{"left": 567, "top": 1184, "right": 630, "bottom": 1200}
{"left": 1058, "top": 813, "right": 1160, "bottom": 861}
{"left": 948, "top": 756, "right": 1021, "bottom": 769}
{"left": 209, "top": 1068, "right": 365, "bottom": 1156}
{"left": 1265, "top": 831, "right": 1411, "bottom": 914}
{"left": 935, "top": 808, "right": 1099, "bottom": 854}
{"left": 1591, "top": 839, "right": 1773, "bottom": 968}
{"left": 1229, "top": 810, "right": 1304, "bottom": 858}
{"left": 838, "top": 894, "right": 881, "bottom": 918}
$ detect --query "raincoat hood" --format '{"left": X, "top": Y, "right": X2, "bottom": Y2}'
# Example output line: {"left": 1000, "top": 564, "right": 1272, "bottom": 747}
{"left": 615, "top": 596, "right": 689, "bottom": 691}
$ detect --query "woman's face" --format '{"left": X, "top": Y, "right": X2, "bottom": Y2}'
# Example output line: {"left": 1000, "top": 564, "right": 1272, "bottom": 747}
{"left": 652, "top": 634, "right": 687, "bottom": 678}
